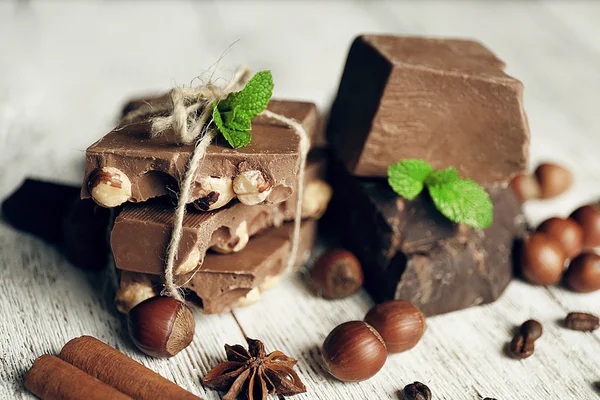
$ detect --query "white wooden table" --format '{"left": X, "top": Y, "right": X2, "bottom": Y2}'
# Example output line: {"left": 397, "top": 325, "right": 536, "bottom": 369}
{"left": 1, "top": 1, "right": 600, "bottom": 399}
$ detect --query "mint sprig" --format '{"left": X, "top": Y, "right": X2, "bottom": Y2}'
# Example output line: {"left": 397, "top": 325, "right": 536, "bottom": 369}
{"left": 387, "top": 160, "right": 493, "bottom": 229}
{"left": 213, "top": 70, "right": 274, "bottom": 148}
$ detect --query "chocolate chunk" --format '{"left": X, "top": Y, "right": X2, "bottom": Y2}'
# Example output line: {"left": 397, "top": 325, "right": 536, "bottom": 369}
{"left": 2, "top": 179, "right": 112, "bottom": 270}
{"left": 327, "top": 35, "right": 529, "bottom": 185}
{"left": 111, "top": 151, "right": 330, "bottom": 275}
{"left": 180, "top": 220, "right": 317, "bottom": 313}
{"left": 82, "top": 99, "right": 320, "bottom": 207}
{"left": 325, "top": 160, "right": 526, "bottom": 316}
{"left": 2, "top": 179, "right": 80, "bottom": 245}
{"left": 122, "top": 221, "right": 317, "bottom": 314}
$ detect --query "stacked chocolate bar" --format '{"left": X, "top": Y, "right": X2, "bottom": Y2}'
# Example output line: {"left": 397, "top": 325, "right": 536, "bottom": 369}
{"left": 325, "top": 35, "right": 529, "bottom": 316}
{"left": 81, "top": 99, "right": 331, "bottom": 314}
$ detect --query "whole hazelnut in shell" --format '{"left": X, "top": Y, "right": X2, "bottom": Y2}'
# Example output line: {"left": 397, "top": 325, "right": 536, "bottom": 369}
{"left": 537, "top": 217, "right": 584, "bottom": 259}
{"left": 311, "top": 249, "right": 363, "bottom": 299}
{"left": 364, "top": 300, "right": 426, "bottom": 353}
{"left": 322, "top": 321, "right": 387, "bottom": 382}
{"left": 520, "top": 232, "right": 566, "bottom": 286}
{"left": 570, "top": 205, "right": 600, "bottom": 248}
{"left": 564, "top": 252, "right": 600, "bottom": 293}
{"left": 534, "top": 163, "right": 573, "bottom": 199}
{"left": 128, "top": 296, "right": 195, "bottom": 358}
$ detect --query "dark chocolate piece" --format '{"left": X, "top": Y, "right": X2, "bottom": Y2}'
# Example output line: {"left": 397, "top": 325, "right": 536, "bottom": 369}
{"left": 2, "top": 179, "right": 79, "bottom": 245}
{"left": 325, "top": 160, "right": 526, "bottom": 316}
{"left": 2, "top": 179, "right": 112, "bottom": 270}
{"left": 82, "top": 99, "right": 320, "bottom": 207}
{"left": 111, "top": 152, "right": 330, "bottom": 275}
{"left": 327, "top": 35, "right": 529, "bottom": 184}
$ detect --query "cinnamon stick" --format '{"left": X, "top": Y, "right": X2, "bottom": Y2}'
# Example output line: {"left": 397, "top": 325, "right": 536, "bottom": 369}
{"left": 59, "top": 336, "right": 202, "bottom": 400}
{"left": 25, "top": 354, "right": 132, "bottom": 400}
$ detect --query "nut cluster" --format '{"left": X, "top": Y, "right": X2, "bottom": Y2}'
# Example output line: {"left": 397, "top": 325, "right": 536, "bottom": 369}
{"left": 87, "top": 167, "right": 275, "bottom": 210}
{"left": 518, "top": 203, "right": 600, "bottom": 293}
{"left": 322, "top": 300, "right": 426, "bottom": 382}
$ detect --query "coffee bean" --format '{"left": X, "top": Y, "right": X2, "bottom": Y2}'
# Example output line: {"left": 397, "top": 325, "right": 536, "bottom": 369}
{"left": 403, "top": 381, "right": 431, "bottom": 400}
{"left": 508, "top": 334, "right": 534, "bottom": 359}
{"left": 483, "top": 398, "right": 498, "bottom": 400}
{"left": 520, "top": 319, "right": 543, "bottom": 341}
{"left": 565, "top": 312, "right": 599, "bottom": 331}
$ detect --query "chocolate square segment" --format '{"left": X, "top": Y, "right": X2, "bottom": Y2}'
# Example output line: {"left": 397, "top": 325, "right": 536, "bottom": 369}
{"left": 326, "top": 160, "right": 527, "bottom": 316}
{"left": 82, "top": 99, "right": 319, "bottom": 205}
{"left": 328, "top": 35, "right": 529, "bottom": 184}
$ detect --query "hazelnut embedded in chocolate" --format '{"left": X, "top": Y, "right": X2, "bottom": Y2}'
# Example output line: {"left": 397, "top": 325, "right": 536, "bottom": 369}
{"left": 233, "top": 170, "right": 272, "bottom": 205}
{"left": 88, "top": 167, "right": 132, "bottom": 208}
{"left": 191, "top": 176, "right": 235, "bottom": 211}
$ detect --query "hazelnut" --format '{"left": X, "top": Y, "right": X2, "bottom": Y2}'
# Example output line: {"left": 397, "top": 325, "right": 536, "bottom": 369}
{"left": 259, "top": 274, "right": 282, "bottom": 291}
{"left": 233, "top": 287, "right": 262, "bottom": 308}
{"left": 570, "top": 205, "right": 600, "bottom": 248}
{"left": 127, "top": 296, "right": 195, "bottom": 358}
{"left": 510, "top": 174, "right": 541, "bottom": 203}
{"left": 322, "top": 321, "right": 387, "bottom": 382}
{"left": 178, "top": 247, "right": 201, "bottom": 274}
{"left": 115, "top": 271, "right": 157, "bottom": 314}
{"left": 311, "top": 249, "right": 363, "bottom": 299}
{"left": 364, "top": 300, "right": 426, "bottom": 353}
{"left": 520, "top": 232, "right": 566, "bottom": 286}
{"left": 564, "top": 252, "right": 600, "bottom": 293}
{"left": 534, "top": 163, "right": 573, "bottom": 199}
{"left": 191, "top": 176, "right": 234, "bottom": 211}
{"left": 211, "top": 221, "right": 249, "bottom": 254}
{"left": 537, "top": 217, "right": 584, "bottom": 259}
{"left": 233, "top": 170, "right": 272, "bottom": 205}
{"left": 301, "top": 180, "right": 333, "bottom": 218}
{"left": 87, "top": 167, "right": 132, "bottom": 208}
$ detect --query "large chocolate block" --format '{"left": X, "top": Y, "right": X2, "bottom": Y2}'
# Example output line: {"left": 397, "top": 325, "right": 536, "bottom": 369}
{"left": 327, "top": 35, "right": 529, "bottom": 185}
{"left": 82, "top": 99, "right": 319, "bottom": 207}
{"left": 326, "top": 161, "right": 526, "bottom": 316}
{"left": 111, "top": 152, "right": 330, "bottom": 275}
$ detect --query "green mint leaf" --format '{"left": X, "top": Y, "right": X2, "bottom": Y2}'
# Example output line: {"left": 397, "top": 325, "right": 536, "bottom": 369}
{"left": 224, "top": 70, "right": 274, "bottom": 119}
{"left": 427, "top": 178, "right": 494, "bottom": 229}
{"left": 213, "top": 106, "right": 251, "bottom": 148}
{"left": 425, "top": 167, "right": 459, "bottom": 186}
{"left": 213, "top": 70, "right": 274, "bottom": 148}
{"left": 387, "top": 159, "right": 433, "bottom": 200}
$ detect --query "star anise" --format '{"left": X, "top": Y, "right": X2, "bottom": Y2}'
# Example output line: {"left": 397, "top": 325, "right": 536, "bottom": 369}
{"left": 202, "top": 338, "right": 307, "bottom": 400}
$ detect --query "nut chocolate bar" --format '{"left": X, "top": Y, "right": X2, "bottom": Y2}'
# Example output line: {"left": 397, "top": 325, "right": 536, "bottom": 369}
{"left": 327, "top": 35, "right": 529, "bottom": 185}
{"left": 117, "top": 221, "right": 317, "bottom": 314}
{"left": 82, "top": 99, "right": 320, "bottom": 208}
{"left": 325, "top": 159, "right": 527, "bottom": 316}
{"left": 111, "top": 151, "right": 330, "bottom": 275}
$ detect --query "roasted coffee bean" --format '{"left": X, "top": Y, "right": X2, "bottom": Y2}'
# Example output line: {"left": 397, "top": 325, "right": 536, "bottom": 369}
{"left": 565, "top": 312, "right": 599, "bottom": 331}
{"left": 483, "top": 398, "right": 498, "bottom": 400}
{"left": 403, "top": 381, "right": 432, "bottom": 400}
{"left": 520, "top": 319, "right": 543, "bottom": 341}
{"left": 508, "top": 334, "right": 534, "bottom": 359}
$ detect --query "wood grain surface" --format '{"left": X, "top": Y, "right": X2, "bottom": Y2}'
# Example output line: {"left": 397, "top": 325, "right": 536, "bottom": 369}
{"left": 1, "top": 1, "right": 599, "bottom": 399}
